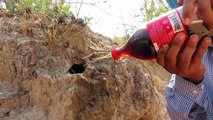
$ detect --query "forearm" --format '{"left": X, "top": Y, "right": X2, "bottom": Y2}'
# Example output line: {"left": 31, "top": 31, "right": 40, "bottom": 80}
{"left": 165, "top": 75, "right": 208, "bottom": 119}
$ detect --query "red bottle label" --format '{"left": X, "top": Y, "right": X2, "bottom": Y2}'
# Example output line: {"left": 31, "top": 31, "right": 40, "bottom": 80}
{"left": 147, "top": 9, "right": 187, "bottom": 51}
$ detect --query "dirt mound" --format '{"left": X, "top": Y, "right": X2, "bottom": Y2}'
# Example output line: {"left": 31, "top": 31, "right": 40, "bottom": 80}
{"left": 0, "top": 9, "right": 171, "bottom": 120}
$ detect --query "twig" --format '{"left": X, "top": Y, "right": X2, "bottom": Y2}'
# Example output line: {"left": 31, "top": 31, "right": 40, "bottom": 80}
{"left": 119, "top": 7, "right": 128, "bottom": 38}
{"left": 65, "top": 1, "right": 121, "bottom": 18}
{"left": 76, "top": 0, "right": 83, "bottom": 18}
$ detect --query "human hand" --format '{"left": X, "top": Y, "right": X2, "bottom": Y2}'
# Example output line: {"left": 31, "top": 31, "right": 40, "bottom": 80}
{"left": 157, "top": 33, "right": 211, "bottom": 84}
{"left": 178, "top": 0, "right": 213, "bottom": 32}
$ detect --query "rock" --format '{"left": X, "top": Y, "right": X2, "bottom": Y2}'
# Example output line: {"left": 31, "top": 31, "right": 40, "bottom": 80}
{"left": 0, "top": 10, "right": 171, "bottom": 120}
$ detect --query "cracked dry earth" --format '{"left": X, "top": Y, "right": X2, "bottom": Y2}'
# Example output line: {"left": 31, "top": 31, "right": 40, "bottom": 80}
{"left": 0, "top": 9, "right": 171, "bottom": 120}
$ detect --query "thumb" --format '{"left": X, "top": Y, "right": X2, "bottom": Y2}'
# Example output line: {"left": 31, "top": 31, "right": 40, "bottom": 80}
{"left": 182, "top": 0, "right": 197, "bottom": 25}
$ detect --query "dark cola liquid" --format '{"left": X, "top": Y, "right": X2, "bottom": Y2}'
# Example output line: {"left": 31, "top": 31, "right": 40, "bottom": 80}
{"left": 111, "top": 28, "right": 156, "bottom": 60}
{"left": 127, "top": 28, "right": 156, "bottom": 59}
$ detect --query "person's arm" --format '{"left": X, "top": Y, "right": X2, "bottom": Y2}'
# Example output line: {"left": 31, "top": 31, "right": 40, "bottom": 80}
{"left": 163, "top": 0, "right": 212, "bottom": 119}
{"left": 165, "top": 75, "right": 208, "bottom": 119}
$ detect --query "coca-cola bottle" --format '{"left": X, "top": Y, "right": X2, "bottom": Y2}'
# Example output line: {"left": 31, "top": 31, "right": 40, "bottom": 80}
{"left": 111, "top": 7, "right": 213, "bottom": 60}
{"left": 111, "top": 28, "right": 156, "bottom": 60}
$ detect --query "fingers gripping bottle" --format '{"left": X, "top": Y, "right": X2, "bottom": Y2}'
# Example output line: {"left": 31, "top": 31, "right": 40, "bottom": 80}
{"left": 111, "top": 7, "right": 213, "bottom": 60}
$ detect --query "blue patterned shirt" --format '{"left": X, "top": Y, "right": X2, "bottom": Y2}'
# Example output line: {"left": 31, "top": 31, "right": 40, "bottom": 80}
{"left": 165, "top": 47, "right": 213, "bottom": 120}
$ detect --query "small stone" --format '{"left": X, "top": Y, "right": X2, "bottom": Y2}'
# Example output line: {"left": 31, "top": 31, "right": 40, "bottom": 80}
{"left": 28, "top": 51, "right": 37, "bottom": 66}
{"left": 9, "top": 110, "right": 16, "bottom": 116}
{"left": 27, "top": 27, "right": 33, "bottom": 37}
{"left": 63, "top": 41, "right": 70, "bottom": 48}
{"left": 76, "top": 18, "right": 85, "bottom": 25}
{"left": 64, "top": 17, "right": 72, "bottom": 23}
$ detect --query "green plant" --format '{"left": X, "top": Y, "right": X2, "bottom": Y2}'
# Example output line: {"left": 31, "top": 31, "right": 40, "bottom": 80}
{"left": 140, "top": 0, "right": 169, "bottom": 21}
{"left": 3, "top": 0, "right": 17, "bottom": 12}
{"left": 33, "top": 0, "right": 51, "bottom": 13}
{"left": 3, "top": 0, "right": 73, "bottom": 16}
{"left": 83, "top": 16, "right": 93, "bottom": 25}
{"left": 57, "top": 3, "right": 72, "bottom": 16}
{"left": 112, "top": 35, "right": 128, "bottom": 46}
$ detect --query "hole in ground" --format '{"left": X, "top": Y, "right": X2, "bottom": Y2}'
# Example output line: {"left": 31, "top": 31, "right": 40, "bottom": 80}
{"left": 68, "top": 63, "right": 87, "bottom": 74}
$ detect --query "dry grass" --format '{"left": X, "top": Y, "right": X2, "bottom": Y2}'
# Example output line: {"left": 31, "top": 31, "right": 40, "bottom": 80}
{"left": 0, "top": 7, "right": 89, "bottom": 48}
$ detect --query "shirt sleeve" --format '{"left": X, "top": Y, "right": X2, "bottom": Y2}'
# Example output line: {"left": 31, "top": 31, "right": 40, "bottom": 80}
{"left": 165, "top": 74, "right": 208, "bottom": 120}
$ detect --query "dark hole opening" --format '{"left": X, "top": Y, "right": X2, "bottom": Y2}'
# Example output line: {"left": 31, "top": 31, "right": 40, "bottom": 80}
{"left": 68, "top": 63, "right": 87, "bottom": 74}
{"left": 4, "top": 111, "right": 10, "bottom": 117}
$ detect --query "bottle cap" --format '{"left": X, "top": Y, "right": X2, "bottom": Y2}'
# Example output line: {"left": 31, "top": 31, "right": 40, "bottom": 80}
{"left": 111, "top": 49, "right": 120, "bottom": 60}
